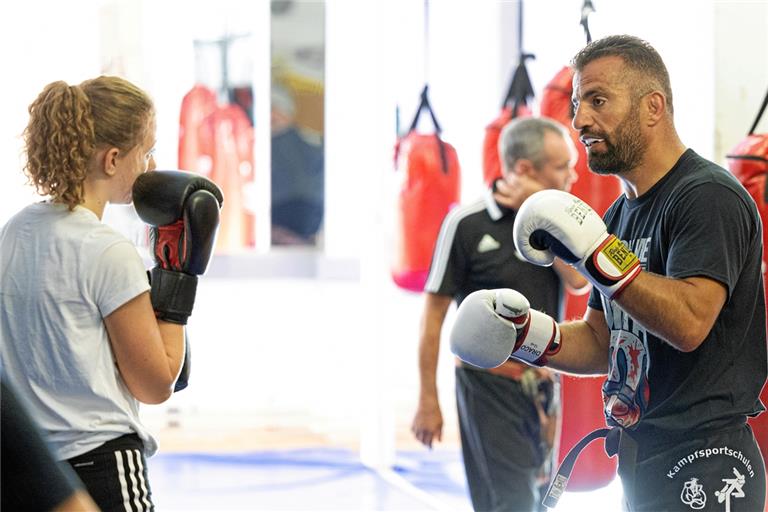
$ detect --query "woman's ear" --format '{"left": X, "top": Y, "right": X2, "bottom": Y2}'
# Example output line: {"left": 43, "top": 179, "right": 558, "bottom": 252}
{"left": 101, "top": 147, "right": 120, "bottom": 177}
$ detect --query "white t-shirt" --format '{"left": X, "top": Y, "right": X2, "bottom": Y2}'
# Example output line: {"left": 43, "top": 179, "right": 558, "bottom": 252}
{"left": 0, "top": 202, "right": 156, "bottom": 459}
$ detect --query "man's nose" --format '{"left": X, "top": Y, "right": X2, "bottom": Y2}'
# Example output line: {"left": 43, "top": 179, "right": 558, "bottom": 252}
{"left": 572, "top": 104, "right": 589, "bottom": 132}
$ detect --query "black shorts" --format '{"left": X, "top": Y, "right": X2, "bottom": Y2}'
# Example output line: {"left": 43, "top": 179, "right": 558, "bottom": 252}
{"left": 66, "top": 434, "right": 154, "bottom": 512}
{"left": 620, "top": 424, "right": 765, "bottom": 511}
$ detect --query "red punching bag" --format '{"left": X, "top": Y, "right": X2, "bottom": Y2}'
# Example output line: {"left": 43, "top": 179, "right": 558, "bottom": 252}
{"left": 201, "top": 104, "right": 256, "bottom": 251}
{"left": 392, "top": 86, "right": 461, "bottom": 292}
{"left": 541, "top": 65, "right": 622, "bottom": 491}
{"left": 727, "top": 88, "right": 768, "bottom": 491}
{"left": 179, "top": 85, "right": 218, "bottom": 174}
{"left": 179, "top": 85, "right": 256, "bottom": 251}
{"left": 483, "top": 55, "right": 535, "bottom": 186}
{"left": 728, "top": 134, "right": 768, "bottom": 250}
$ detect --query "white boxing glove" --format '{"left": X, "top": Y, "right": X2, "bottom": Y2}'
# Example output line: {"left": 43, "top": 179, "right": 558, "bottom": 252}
{"left": 450, "top": 289, "right": 561, "bottom": 368}
{"left": 513, "top": 189, "right": 641, "bottom": 299}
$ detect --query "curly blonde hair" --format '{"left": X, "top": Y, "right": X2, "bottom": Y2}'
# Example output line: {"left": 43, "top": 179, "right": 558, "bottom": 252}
{"left": 23, "top": 76, "right": 154, "bottom": 209}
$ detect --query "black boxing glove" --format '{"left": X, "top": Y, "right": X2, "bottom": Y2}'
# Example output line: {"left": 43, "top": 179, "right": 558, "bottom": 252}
{"left": 133, "top": 170, "right": 224, "bottom": 324}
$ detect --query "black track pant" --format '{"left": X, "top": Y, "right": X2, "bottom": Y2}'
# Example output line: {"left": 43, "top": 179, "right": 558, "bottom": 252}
{"left": 67, "top": 434, "right": 154, "bottom": 512}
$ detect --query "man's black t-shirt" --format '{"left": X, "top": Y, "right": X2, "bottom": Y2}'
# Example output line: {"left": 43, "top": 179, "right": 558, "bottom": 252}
{"left": 587, "top": 149, "right": 767, "bottom": 439}
{"left": 426, "top": 190, "right": 562, "bottom": 318}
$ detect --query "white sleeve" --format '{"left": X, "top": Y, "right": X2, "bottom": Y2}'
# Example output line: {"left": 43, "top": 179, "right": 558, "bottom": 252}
{"left": 90, "top": 240, "right": 151, "bottom": 318}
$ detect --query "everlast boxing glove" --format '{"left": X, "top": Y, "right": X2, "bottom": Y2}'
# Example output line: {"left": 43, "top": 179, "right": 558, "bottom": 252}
{"left": 133, "top": 170, "right": 224, "bottom": 325}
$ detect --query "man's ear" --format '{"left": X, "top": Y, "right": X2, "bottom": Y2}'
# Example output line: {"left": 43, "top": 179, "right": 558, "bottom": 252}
{"left": 645, "top": 91, "right": 666, "bottom": 127}
{"left": 514, "top": 158, "right": 536, "bottom": 177}
{"left": 101, "top": 147, "right": 120, "bottom": 177}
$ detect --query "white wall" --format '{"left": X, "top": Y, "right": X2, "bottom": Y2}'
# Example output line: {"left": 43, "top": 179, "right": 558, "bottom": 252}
{"left": 324, "top": 0, "right": 516, "bottom": 261}
{"left": 526, "top": 0, "right": 717, "bottom": 160}
{"left": 0, "top": 0, "right": 101, "bottom": 221}
{"left": 525, "top": 0, "right": 767, "bottom": 166}
{"left": 714, "top": 1, "right": 768, "bottom": 161}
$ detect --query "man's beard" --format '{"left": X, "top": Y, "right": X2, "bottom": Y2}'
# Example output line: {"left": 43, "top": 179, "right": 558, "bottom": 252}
{"left": 586, "top": 106, "right": 647, "bottom": 176}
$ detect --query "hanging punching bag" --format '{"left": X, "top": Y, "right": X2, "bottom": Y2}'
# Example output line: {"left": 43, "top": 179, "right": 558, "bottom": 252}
{"left": 179, "top": 86, "right": 256, "bottom": 251}
{"left": 540, "top": 64, "right": 621, "bottom": 492}
{"left": 392, "top": 86, "right": 461, "bottom": 292}
{"left": 728, "top": 134, "right": 768, "bottom": 235}
{"left": 483, "top": 54, "right": 535, "bottom": 186}
{"left": 727, "top": 88, "right": 768, "bottom": 492}
{"left": 198, "top": 105, "right": 255, "bottom": 252}
{"left": 204, "top": 104, "right": 256, "bottom": 251}
{"left": 179, "top": 84, "right": 218, "bottom": 174}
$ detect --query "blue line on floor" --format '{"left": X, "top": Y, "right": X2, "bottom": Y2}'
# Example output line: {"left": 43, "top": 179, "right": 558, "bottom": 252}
{"left": 148, "top": 447, "right": 471, "bottom": 510}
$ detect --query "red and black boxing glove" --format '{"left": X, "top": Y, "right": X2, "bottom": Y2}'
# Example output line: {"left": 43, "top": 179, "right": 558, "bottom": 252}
{"left": 132, "top": 170, "right": 224, "bottom": 324}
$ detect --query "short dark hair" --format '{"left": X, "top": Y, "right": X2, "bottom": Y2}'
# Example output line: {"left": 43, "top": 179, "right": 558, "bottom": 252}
{"left": 571, "top": 35, "right": 673, "bottom": 114}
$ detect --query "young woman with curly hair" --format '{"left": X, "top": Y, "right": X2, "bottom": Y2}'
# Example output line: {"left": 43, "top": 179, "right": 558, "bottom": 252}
{"left": 0, "top": 76, "right": 185, "bottom": 512}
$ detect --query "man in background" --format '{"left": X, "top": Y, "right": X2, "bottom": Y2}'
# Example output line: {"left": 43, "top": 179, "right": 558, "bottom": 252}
{"left": 411, "top": 117, "right": 589, "bottom": 512}
{"left": 270, "top": 84, "right": 324, "bottom": 246}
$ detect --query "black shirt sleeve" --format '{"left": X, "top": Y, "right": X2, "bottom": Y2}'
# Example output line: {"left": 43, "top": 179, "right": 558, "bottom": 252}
{"left": 1, "top": 376, "right": 83, "bottom": 512}
{"left": 664, "top": 181, "right": 757, "bottom": 297}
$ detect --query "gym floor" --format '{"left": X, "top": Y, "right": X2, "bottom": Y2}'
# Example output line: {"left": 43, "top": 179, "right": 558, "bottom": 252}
{"left": 137, "top": 278, "right": 626, "bottom": 511}
{"left": 146, "top": 427, "right": 624, "bottom": 511}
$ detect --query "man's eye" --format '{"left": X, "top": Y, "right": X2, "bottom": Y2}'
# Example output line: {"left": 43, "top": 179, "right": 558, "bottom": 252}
{"left": 592, "top": 98, "right": 606, "bottom": 107}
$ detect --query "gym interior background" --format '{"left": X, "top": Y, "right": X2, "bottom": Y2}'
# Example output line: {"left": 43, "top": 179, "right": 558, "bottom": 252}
{"left": 0, "top": 0, "right": 766, "bottom": 510}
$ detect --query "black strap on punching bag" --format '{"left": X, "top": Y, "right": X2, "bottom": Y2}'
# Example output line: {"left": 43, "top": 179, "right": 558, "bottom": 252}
{"left": 749, "top": 85, "right": 768, "bottom": 136}
{"left": 566, "top": 0, "right": 596, "bottom": 120}
{"left": 407, "top": 85, "right": 442, "bottom": 135}
{"left": 501, "top": 0, "right": 535, "bottom": 113}
{"left": 406, "top": 85, "right": 449, "bottom": 174}
{"left": 502, "top": 56, "right": 536, "bottom": 113}
{"left": 749, "top": 84, "right": 768, "bottom": 203}
{"left": 401, "top": 0, "right": 449, "bottom": 175}
{"left": 580, "top": 0, "right": 596, "bottom": 44}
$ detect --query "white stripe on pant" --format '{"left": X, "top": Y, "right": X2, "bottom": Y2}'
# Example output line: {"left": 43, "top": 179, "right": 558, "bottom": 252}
{"left": 134, "top": 449, "right": 152, "bottom": 510}
{"left": 114, "top": 449, "right": 150, "bottom": 511}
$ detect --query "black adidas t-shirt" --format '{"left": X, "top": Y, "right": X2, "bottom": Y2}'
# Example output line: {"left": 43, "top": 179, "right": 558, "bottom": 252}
{"left": 587, "top": 149, "right": 767, "bottom": 439}
{"left": 426, "top": 191, "right": 562, "bottom": 319}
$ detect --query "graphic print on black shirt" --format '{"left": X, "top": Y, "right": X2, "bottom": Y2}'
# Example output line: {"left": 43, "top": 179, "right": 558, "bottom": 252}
{"left": 602, "top": 236, "right": 650, "bottom": 429}
{"left": 589, "top": 149, "right": 767, "bottom": 436}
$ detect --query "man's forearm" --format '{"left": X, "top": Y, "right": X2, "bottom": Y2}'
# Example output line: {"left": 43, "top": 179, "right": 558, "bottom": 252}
{"left": 547, "top": 319, "right": 609, "bottom": 375}
{"left": 615, "top": 272, "right": 726, "bottom": 352}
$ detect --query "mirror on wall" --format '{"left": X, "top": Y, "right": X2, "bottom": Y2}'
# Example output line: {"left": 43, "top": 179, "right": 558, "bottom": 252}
{"left": 185, "top": 32, "right": 257, "bottom": 254}
{"left": 270, "top": 0, "right": 325, "bottom": 247}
